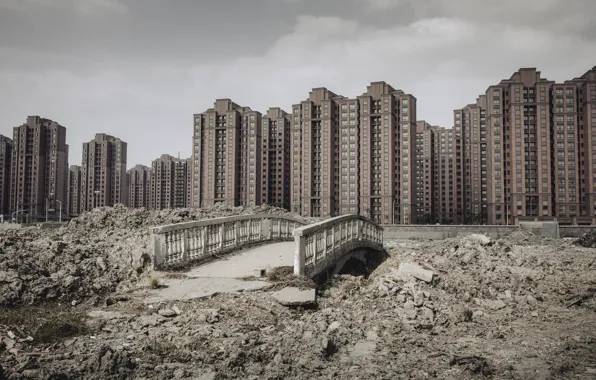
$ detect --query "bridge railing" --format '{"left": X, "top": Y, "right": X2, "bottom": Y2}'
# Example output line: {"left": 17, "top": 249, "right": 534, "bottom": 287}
{"left": 151, "top": 214, "right": 306, "bottom": 269}
{"left": 293, "top": 214, "right": 384, "bottom": 276}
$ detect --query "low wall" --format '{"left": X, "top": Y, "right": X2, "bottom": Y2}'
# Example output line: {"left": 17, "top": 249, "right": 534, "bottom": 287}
{"left": 559, "top": 226, "right": 596, "bottom": 238}
{"left": 383, "top": 222, "right": 565, "bottom": 240}
{"left": 0, "top": 223, "right": 22, "bottom": 230}
{"left": 382, "top": 225, "right": 520, "bottom": 240}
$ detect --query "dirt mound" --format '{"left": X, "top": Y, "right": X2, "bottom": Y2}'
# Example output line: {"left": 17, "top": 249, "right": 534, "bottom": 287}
{"left": 1, "top": 230, "right": 595, "bottom": 379}
{"left": 0, "top": 204, "right": 308, "bottom": 307}
{"left": 574, "top": 230, "right": 596, "bottom": 248}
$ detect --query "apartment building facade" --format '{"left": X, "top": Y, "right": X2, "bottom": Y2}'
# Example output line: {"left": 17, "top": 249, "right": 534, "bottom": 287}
{"left": 192, "top": 99, "right": 262, "bottom": 208}
{"left": 287, "top": 83, "right": 418, "bottom": 224}
{"left": 569, "top": 67, "right": 596, "bottom": 223}
{"left": 0, "top": 135, "right": 12, "bottom": 216}
{"left": 291, "top": 88, "right": 341, "bottom": 217}
{"left": 150, "top": 155, "right": 190, "bottom": 210}
{"left": 81, "top": 134, "right": 128, "bottom": 211}
{"left": 415, "top": 121, "right": 436, "bottom": 223}
{"left": 454, "top": 95, "right": 488, "bottom": 224}
{"left": 432, "top": 127, "right": 456, "bottom": 223}
{"left": 128, "top": 164, "right": 151, "bottom": 209}
{"left": 67, "top": 165, "right": 82, "bottom": 217}
{"left": 9, "top": 116, "right": 69, "bottom": 220}
{"left": 261, "top": 108, "right": 291, "bottom": 210}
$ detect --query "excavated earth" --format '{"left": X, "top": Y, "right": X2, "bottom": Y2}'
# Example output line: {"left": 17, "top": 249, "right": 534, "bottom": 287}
{"left": 1, "top": 208, "right": 596, "bottom": 379}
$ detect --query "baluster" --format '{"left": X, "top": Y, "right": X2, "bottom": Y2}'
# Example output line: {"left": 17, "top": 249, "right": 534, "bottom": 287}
{"left": 323, "top": 229, "right": 328, "bottom": 258}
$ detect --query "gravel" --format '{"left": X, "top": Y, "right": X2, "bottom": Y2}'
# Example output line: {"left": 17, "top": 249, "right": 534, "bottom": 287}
{"left": 1, "top": 212, "right": 596, "bottom": 379}
{"left": 0, "top": 204, "right": 309, "bottom": 307}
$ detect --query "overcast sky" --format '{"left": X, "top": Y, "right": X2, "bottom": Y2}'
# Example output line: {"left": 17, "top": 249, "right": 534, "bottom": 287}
{"left": 1, "top": 0, "right": 595, "bottom": 168}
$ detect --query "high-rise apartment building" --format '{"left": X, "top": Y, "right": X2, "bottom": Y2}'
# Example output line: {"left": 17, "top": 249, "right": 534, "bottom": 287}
{"left": 569, "top": 67, "right": 596, "bottom": 223}
{"left": 67, "top": 165, "right": 82, "bottom": 217}
{"left": 150, "top": 155, "right": 190, "bottom": 210}
{"left": 9, "top": 116, "right": 69, "bottom": 220}
{"left": 289, "top": 83, "right": 417, "bottom": 224}
{"left": 290, "top": 88, "right": 342, "bottom": 216}
{"left": 0, "top": 135, "right": 12, "bottom": 216}
{"left": 81, "top": 134, "right": 128, "bottom": 211}
{"left": 415, "top": 121, "right": 437, "bottom": 223}
{"left": 454, "top": 95, "right": 488, "bottom": 223}
{"left": 192, "top": 99, "right": 262, "bottom": 208}
{"left": 485, "top": 68, "right": 580, "bottom": 224}
{"left": 261, "top": 108, "right": 291, "bottom": 209}
{"left": 433, "top": 127, "right": 455, "bottom": 223}
{"left": 128, "top": 164, "right": 151, "bottom": 209}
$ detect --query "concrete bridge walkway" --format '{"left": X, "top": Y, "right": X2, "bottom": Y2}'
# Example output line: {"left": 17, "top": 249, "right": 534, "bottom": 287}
{"left": 143, "top": 242, "right": 294, "bottom": 303}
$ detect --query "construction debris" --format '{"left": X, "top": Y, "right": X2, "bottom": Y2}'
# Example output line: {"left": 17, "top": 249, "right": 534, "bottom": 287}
{"left": 271, "top": 287, "right": 317, "bottom": 307}
{"left": 0, "top": 204, "right": 311, "bottom": 307}
{"left": 1, "top": 210, "right": 595, "bottom": 379}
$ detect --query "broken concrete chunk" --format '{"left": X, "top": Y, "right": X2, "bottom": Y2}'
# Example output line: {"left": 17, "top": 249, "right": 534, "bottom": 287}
{"left": 485, "top": 300, "right": 506, "bottom": 311}
{"left": 396, "top": 262, "right": 435, "bottom": 283}
{"left": 271, "top": 287, "right": 316, "bottom": 307}
{"left": 158, "top": 308, "right": 178, "bottom": 317}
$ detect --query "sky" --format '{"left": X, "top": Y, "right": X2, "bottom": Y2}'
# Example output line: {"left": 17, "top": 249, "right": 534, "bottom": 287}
{"left": 1, "top": 0, "right": 595, "bottom": 169}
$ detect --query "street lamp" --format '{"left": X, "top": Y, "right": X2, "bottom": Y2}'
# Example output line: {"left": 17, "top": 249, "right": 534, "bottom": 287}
{"left": 94, "top": 190, "right": 100, "bottom": 209}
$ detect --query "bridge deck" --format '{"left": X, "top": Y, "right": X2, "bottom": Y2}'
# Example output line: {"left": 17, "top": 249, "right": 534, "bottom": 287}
{"left": 187, "top": 241, "right": 295, "bottom": 278}
{"left": 143, "top": 242, "right": 294, "bottom": 303}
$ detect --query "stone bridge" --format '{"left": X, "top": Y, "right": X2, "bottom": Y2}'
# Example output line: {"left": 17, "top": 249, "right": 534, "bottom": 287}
{"left": 150, "top": 214, "right": 385, "bottom": 279}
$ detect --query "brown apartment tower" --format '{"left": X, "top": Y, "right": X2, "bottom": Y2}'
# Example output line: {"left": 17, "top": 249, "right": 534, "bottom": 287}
{"left": 67, "top": 165, "right": 82, "bottom": 217}
{"left": 9, "top": 116, "right": 69, "bottom": 220}
{"left": 81, "top": 134, "right": 128, "bottom": 211}
{"left": 415, "top": 121, "right": 437, "bottom": 223}
{"left": 290, "top": 83, "right": 417, "bottom": 224}
{"left": 432, "top": 127, "right": 456, "bottom": 224}
{"left": 192, "top": 99, "right": 262, "bottom": 208}
{"left": 453, "top": 95, "right": 488, "bottom": 223}
{"left": 150, "top": 155, "right": 190, "bottom": 210}
{"left": 261, "top": 108, "right": 291, "bottom": 210}
{"left": 128, "top": 164, "right": 151, "bottom": 209}
{"left": 484, "top": 68, "right": 596, "bottom": 225}
{"left": 0, "top": 135, "right": 12, "bottom": 216}
{"left": 569, "top": 67, "right": 596, "bottom": 223}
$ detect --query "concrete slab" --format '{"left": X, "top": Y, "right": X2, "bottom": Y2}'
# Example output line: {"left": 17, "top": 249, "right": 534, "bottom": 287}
{"left": 271, "top": 287, "right": 317, "bottom": 306}
{"left": 144, "top": 277, "right": 272, "bottom": 304}
{"left": 187, "top": 241, "right": 295, "bottom": 279}
{"left": 140, "top": 241, "right": 295, "bottom": 303}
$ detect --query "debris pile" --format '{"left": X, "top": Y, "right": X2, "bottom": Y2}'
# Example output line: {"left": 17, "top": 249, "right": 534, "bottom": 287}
{"left": 574, "top": 230, "right": 596, "bottom": 248}
{"left": 0, "top": 204, "right": 309, "bottom": 307}
{"left": 1, "top": 228, "right": 596, "bottom": 379}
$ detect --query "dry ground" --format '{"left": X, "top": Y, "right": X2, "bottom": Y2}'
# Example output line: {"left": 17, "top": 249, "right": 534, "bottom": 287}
{"left": 1, "top": 229, "right": 595, "bottom": 379}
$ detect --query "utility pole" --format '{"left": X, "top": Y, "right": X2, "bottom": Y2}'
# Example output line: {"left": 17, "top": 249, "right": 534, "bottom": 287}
{"left": 56, "top": 200, "right": 62, "bottom": 222}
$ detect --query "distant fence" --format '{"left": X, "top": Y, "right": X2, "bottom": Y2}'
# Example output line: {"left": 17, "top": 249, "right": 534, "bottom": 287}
{"left": 559, "top": 226, "right": 596, "bottom": 238}
{"left": 382, "top": 221, "right": 561, "bottom": 240}
{"left": 150, "top": 214, "right": 306, "bottom": 269}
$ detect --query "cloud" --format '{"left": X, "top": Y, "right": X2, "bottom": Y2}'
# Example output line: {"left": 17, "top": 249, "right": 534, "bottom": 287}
{"left": 0, "top": 0, "right": 127, "bottom": 13}
{"left": 1, "top": 2, "right": 595, "bottom": 167}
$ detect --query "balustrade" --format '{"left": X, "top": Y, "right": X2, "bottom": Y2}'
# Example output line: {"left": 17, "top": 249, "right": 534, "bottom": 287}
{"left": 151, "top": 214, "right": 306, "bottom": 269}
{"left": 293, "top": 214, "right": 384, "bottom": 277}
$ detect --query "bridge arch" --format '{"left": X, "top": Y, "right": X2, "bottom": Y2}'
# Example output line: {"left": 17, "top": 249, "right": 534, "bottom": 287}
{"left": 293, "top": 214, "right": 384, "bottom": 278}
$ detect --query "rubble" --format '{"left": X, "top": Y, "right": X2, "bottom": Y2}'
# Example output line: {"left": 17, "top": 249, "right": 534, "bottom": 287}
{"left": 1, "top": 219, "right": 596, "bottom": 379}
{"left": 394, "top": 262, "right": 435, "bottom": 283}
{"left": 0, "top": 204, "right": 311, "bottom": 307}
{"left": 574, "top": 230, "right": 596, "bottom": 248}
{"left": 271, "top": 287, "right": 317, "bottom": 307}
